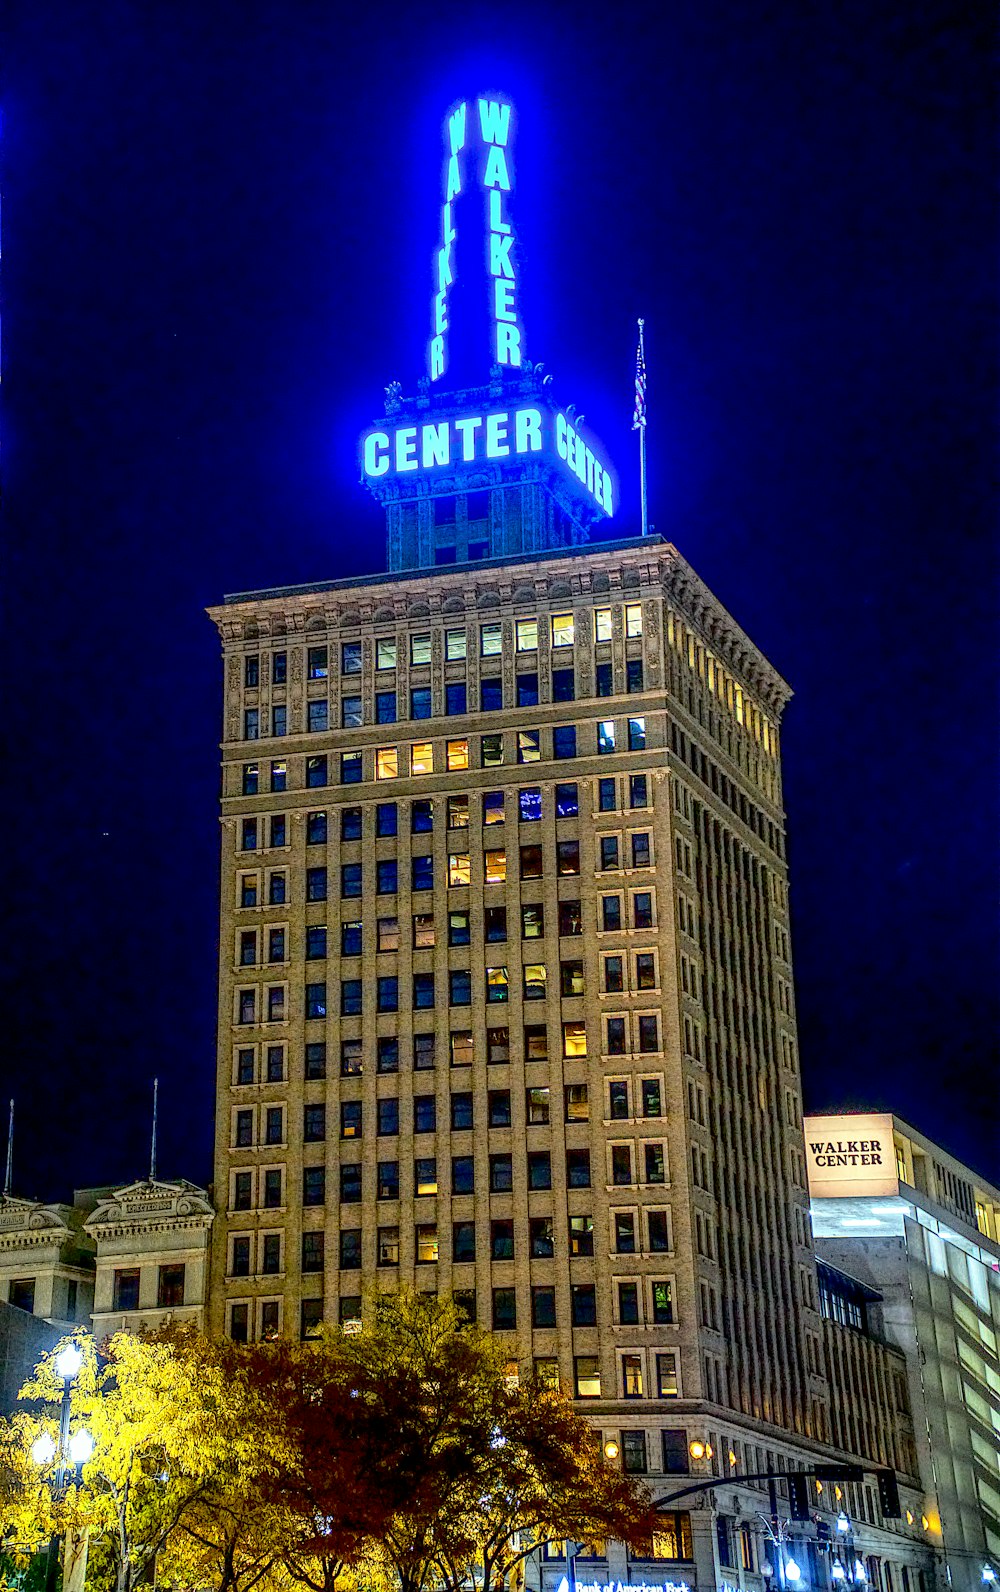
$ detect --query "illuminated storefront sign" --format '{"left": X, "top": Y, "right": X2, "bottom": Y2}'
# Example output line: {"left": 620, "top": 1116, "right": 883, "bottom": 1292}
{"left": 804, "top": 1114, "right": 899, "bottom": 1200}
{"left": 361, "top": 406, "right": 614, "bottom": 515}
{"left": 571, "top": 1581, "right": 692, "bottom": 1592}
{"left": 429, "top": 96, "right": 522, "bottom": 380}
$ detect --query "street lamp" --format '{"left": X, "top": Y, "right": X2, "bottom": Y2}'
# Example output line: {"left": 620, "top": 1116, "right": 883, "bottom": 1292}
{"left": 32, "top": 1341, "right": 92, "bottom": 1592}
{"left": 603, "top": 1439, "right": 620, "bottom": 1461}
{"left": 982, "top": 1568, "right": 997, "bottom": 1586}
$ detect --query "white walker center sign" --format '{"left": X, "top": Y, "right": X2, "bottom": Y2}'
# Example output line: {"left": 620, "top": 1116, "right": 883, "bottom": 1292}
{"left": 804, "top": 1113, "right": 899, "bottom": 1201}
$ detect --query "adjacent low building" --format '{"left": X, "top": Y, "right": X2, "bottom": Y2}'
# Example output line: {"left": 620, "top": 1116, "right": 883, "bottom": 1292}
{"left": 805, "top": 1112, "right": 1000, "bottom": 1589}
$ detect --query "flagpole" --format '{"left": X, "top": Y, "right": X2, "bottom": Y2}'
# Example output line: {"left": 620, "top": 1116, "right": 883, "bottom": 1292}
{"left": 638, "top": 318, "right": 648, "bottom": 536}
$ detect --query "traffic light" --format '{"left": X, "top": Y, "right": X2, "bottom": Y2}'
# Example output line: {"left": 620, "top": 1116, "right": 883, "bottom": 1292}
{"left": 876, "top": 1470, "right": 902, "bottom": 1518}
{"left": 788, "top": 1472, "right": 812, "bottom": 1521}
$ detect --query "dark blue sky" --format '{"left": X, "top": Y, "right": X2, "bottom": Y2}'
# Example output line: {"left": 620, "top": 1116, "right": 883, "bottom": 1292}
{"left": 3, "top": 0, "right": 995, "bottom": 1195}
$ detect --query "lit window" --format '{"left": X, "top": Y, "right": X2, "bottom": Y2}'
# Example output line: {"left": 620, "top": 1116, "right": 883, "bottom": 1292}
{"left": 450, "top": 1032, "right": 474, "bottom": 1068}
{"left": 563, "top": 1022, "right": 587, "bottom": 1058}
{"left": 519, "top": 787, "right": 542, "bottom": 822}
{"left": 411, "top": 743, "right": 433, "bottom": 775}
{"left": 413, "top": 914, "right": 435, "bottom": 948}
{"left": 656, "top": 1351, "right": 679, "bottom": 1397}
{"left": 516, "top": 618, "right": 538, "bottom": 651}
{"left": 523, "top": 964, "right": 547, "bottom": 1000}
{"left": 411, "top": 633, "right": 432, "bottom": 665}
{"left": 483, "top": 790, "right": 505, "bottom": 824}
{"left": 622, "top": 1354, "right": 644, "bottom": 1396}
{"left": 575, "top": 1356, "right": 601, "bottom": 1398}
{"left": 598, "top": 721, "right": 617, "bottom": 754}
{"left": 376, "top": 637, "right": 397, "bottom": 669}
{"left": 449, "top": 852, "right": 471, "bottom": 887}
{"left": 448, "top": 794, "right": 469, "bottom": 828}
{"left": 482, "top": 733, "right": 504, "bottom": 767}
{"left": 486, "top": 967, "right": 509, "bottom": 1003}
{"left": 551, "top": 613, "right": 575, "bottom": 647}
{"left": 445, "top": 628, "right": 467, "bottom": 660}
{"left": 376, "top": 747, "right": 398, "bottom": 780}
{"left": 480, "top": 622, "right": 502, "bottom": 656}
{"left": 594, "top": 608, "right": 613, "bottom": 643}
{"left": 415, "top": 1159, "right": 438, "bottom": 1196}
{"left": 625, "top": 603, "right": 643, "bottom": 638}
{"left": 628, "top": 717, "right": 646, "bottom": 752}
{"left": 416, "top": 1223, "right": 439, "bottom": 1262}
{"left": 484, "top": 849, "right": 507, "bottom": 884}
{"left": 565, "top": 1083, "right": 589, "bottom": 1121}
{"left": 447, "top": 739, "right": 469, "bottom": 771}
{"left": 377, "top": 917, "right": 400, "bottom": 952}
{"left": 517, "top": 731, "right": 540, "bottom": 764}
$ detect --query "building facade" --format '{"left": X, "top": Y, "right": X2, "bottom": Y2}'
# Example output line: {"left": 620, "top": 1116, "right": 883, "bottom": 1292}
{"left": 806, "top": 1112, "right": 1000, "bottom": 1589}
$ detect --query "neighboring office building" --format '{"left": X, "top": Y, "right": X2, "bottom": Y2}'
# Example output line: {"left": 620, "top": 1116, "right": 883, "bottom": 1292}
{"left": 806, "top": 1112, "right": 1000, "bottom": 1590}
{"left": 0, "top": 1192, "right": 95, "bottom": 1329}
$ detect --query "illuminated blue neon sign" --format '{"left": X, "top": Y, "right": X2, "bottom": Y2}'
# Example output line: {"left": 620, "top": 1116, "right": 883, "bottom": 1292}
{"left": 429, "top": 96, "right": 522, "bottom": 381}
{"left": 361, "top": 406, "right": 614, "bottom": 516}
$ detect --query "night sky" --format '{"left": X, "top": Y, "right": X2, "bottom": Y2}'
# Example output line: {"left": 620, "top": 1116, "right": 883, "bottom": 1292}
{"left": 3, "top": 1, "right": 995, "bottom": 1198}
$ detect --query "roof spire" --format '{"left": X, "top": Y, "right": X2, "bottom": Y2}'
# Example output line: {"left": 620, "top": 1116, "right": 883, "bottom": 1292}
{"left": 149, "top": 1078, "right": 158, "bottom": 1183}
{"left": 4, "top": 1099, "right": 13, "bottom": 1197}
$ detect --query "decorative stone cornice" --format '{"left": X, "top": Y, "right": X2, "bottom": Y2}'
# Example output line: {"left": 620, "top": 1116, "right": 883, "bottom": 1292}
{"left": 659, "top": 545, "right": 793, "bottom": 716}
{"left": 0, "top": 1196, "right": 77, "bottom": 1253}
{"left": 84, "top": 1179, "right": 215, "bottom": 1242}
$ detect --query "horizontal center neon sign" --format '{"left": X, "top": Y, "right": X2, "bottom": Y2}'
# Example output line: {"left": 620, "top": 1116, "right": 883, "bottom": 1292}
{"left": 361, "top": 407, "right": 614, "bottom": 515}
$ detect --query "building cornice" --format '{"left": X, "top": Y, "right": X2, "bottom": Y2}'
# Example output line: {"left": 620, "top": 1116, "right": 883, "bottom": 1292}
{"left": 84, "top": 1179, "right": 215, "bottom": 1241}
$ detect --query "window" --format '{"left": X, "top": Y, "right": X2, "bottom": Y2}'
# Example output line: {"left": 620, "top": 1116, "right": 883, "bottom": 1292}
{"left": 484, "top": 848, "right": 507, "bottom": 884}
{"left": 113, "top": 1270, "right": 140, "bottom": 1311}
{"left": 631, "top": 832, "right": 651, "bottom": 868}
{"left": 611, "top": 1145, "right": 633, "bottom": 1185}
{"left": 520, "top": 844, "right": 543, "bottom": 879}
{"left": 452, "top": 1154, "right": 475, "bottom": 1194}
{"left": 306, "top": 700, "right": 328, "bottom": 733}
{"left": 269, "top": 872, "right": 287, "bottom": 906}
{"left": 377, "top": 1037, "right": 399, "bottom": 1073}
{"left": 633, "top": 891, "right": 653, "bottom": 929}
{"left": 645, "top": 1143, "right": 666, "bottom": 1184}
{"left": 622, "top": 1431, "right": 647, "bottom": 1474}
{"left": 375, "top": 746, "right": 398, "bottom": 780}
{"left": 551, "top": 613, "right": 574, "bottom": 647}
{"left": 448, "top": 911, "right": 470, "bottom": 947}
{"left": 378, "top": 917, "right": 400, "bottom": 952}
{"left": 596, "top": 662, "right": 613, "bottom": 696}
{"left": 527, "top": 1151, "right": 552, "bottom": 1189}
{"left": 483, "top": 792, "right": 505, "bottom": 828}
{"left": 598, "top": 720, "right": 617, "bottom": 754}
{"left": 615, "top": 1213, "right": 636, "bottom": 1253}
{"left": 157, "top": 1263, "right": 185, "bottom": 1308}
{"left": 412, "top": 855, "right": 434, "bottom": 890}
{"left": 566, "top": 1149, "right": 591, "bottom": 1188}
{"left": 517, "top": 672, "right": 538, "bottom": 707}
{"left": 376, "top": 637, "right": 397, "bottom": 669}
{"left": 531, "top": 1285, "right": 556, "bottom": 1326}
{"left": 609, "top": 1079, "right": 629, "bottom": 1119}
{"left": 648, "top": 1211, "right": 671, "bottom": 1252}
{"left": 449, "top": 970, "right": 472, "bottom": 1006}
{"left": 340, "top": 1039, "right": 362, "bottom": 1077}
{"left": 600, "top": 836, "right": 620, "bottom": 872}
{"left": 308, "top": 754, "right": 330, "bottom": 787}
{"left": 239, "top": 873, "right": 259, "bottom": 908}
{"left": 446, "top": 628, "right": 467, "bottom": 661}
{"left": 627, "top": 659, "right": 644, "bottom": 694}
{"left": 237, "top": 991, "right": 256, "bottom": 1028}
{"left": 377, "top": 1098, "right": 399, "bottom": 1136}
{"left": 239, "top": 930, "right": 257, "bottom": 966}
{"left": 523, "top": 964, "right": 546, "bottom": 1001}
{"left": 269, "top": 814, "right": 287, "bottom": 849}
{"left": 305, "top": 982, "right": 327, "bottom": 1019}
{"left": 563, "top": 1021, "right": 587, "bottom": 1058}
{"left": 565, "top": 1083, "right": 589, "bottom": 1122}
{"left": 480, "top": 622, "right": 502, "bottom": 656}
{"left": 377, "top": 860, "right": 398, "bottom": 894}
{"left": 553, "top": 725, "right": 577, "bottom": 759}
{"left": 519, "top": 903, "right": 544, "bottom": 941}
{"left": 636, "top": 952, "right": 656, "bottom": 990}
{"left": 569, "top": 1214, "right": 594, "bottom": 1256}
{"left": 242, "top": 763, "right": 259, "bottom": 797}
{"left": 231, "top": 1236, "right": 251, "bottom": 1278}
{"left": 481, "top": 678, "right": 503, "bottom": 712}
{"left": 410, "top": 633, "right": 432, "bottom": 665}
{"left": 263, "top": 1169, "right": 282, "bottom": 1207}
{"left": 229, "top": 1302, "right": 250, "bottom": 1342}
{"left": 484, "top": 905, "right": 507, "bottom": 943}
{"left": 517, "top": 731, "right": 540, "bottom": 764}
{"left": 575, "top": 1357, "right": 601, "bottom": 1398}
{"left": 236, "top": 1048, "right": 255, "bottom": 1085}
{"left": 641, "top": 1078, "right": 662, "bottom": 1116}
{"left": 241, "top": 818, "right": 258, "bottom": 853}
{"left": 656, "top": 1352, "right": 679, "bottom": 1398}
{"left": 377, "top": 1161, "right": 399, "bottom": 1199}
{"left": 416, "top": 1224, "right": 439, "bottom": 1263}
{"left": 232, "top": 1171, "right": 252, "bottom": 1211}
{"left": 630, "top": 773, "right": 648, "bottom": 809}
{"left": 413, "top": 972, "right": 435, "bottom": 1008}
{"left": 625, "top": 603, "right": 643, "bottom": 638}
{"left": 334, "top": 1229, "right": 360, "bottom": 1270}
{"left": 488, "top": 1089, "right": 511, "bottom": 1127}
{"left": 486, "top": 967, "right": 509, "bottom": 1003}
{"left": 451, "top": 1091, "right": 474, "bottom": 1129}
{"left": 376, "top": 976, "right": 398, "bottom": 1012}
{"left": 415, "top": 1157, "right": 438, "bottom": 1196}
{"left": 651, "top": 1280, "right": 674, "bottom": 1324}
{"left": 449, "top": 851, "right": 471, "bottom": 887}
{"left": 552, "top": 667, "right": 575, "bottom": 702}
{"left": 234, "top": 1108, "right": 254, "bottom": 1147}
{"left": 375, "top": 690, "right": 396, "bottom": 724}
{"left": 372, "top": 804, "right": 396, "bottom": 839}
{"left": 489, "top": 1154, "right": 513, "bottom": 1192}
{"left": 269, "top": 760, "right": 287, "bottom": 792}
{"left": 244, "top": 708, "right": 260, "bottom": 741}
{"left": 410, "top": 687, "right": 432, "bottom": 721}
{"left": 516, "top": 617, "right": 538, "bottom": 651}
{"left": 266, "top": 987, "right": 285, "bottom": 1023}
{"left": 628, "top": 717, "right": 646, "bottom": 752}
{"left": 453, "top": 1221, "right": 476, "bottom": 1262}
{"left": 341, "top": 1101, "right": 363, "bottom": 1138}
{"left": 661, "top": 1430, "right": 689, "bottom": 1475}
{"left": 412, "top": 1095, "right": 435, "bottom": 1133}
{"left": 526, "top": 1086, "right": 550, "bottom": 1124}
{"left": 556, "top": 840, "right": 580, "bottom": 875}
{"left": 447, "top": 795, "right": 469, "bottom": 830}
{"left": 491, "top": 1218, "right": 515, "bottom": 1260}
{"left": 303, "top": 1166, "right": 325, "bottom": 1206}
{"left": 414, "top": 1033, "right": 435, "bottom": 1070}
{"left": 492, "top": 1288, "right": 517, "bottom": 1330}
{"left": 300, "top": 1229, "right": 325, "bottom": 1273}
{"left": 594, "top": 607, "right": 613, "bottom": 642}
{"left": 529, "top": 1216, "right": 554, "bottom": 1257}
{"left": 378, "top": 1227, "right": 400, "bottom": 1266}
{"left": 638, "top": 1015, "right": 659, "bottom": 1053}
{"left": 446, "top": 682, "right": 467, "bottom": 716}
{"left": 305, "top": 1042, "right": 326, "bottom": 1079}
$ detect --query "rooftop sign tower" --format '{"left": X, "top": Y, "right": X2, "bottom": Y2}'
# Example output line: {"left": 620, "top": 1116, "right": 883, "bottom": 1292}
{"left": 360, "top": 96, "right": 617, "bottom": 571}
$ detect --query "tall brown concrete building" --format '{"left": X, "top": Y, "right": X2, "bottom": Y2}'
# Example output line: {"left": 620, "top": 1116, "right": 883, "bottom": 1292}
{"left": 207, "top": 94, "right": 939, "bottom": 1592}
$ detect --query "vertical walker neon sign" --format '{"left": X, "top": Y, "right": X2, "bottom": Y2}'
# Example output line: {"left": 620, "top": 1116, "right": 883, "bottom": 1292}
{"left": 429, "top": 97, "right": 521, "bottom": 381}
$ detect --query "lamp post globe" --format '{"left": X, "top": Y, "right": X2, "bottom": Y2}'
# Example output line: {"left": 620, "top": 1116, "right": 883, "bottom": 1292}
{"left": 55, "top": 1345, "right": 83, "bottom": 1381}
{"left": 68, "top": 1429, "right": 94, "bottom": 1466}
{"left": 31, "top": 1432, "right": 57, "bottom": 1467}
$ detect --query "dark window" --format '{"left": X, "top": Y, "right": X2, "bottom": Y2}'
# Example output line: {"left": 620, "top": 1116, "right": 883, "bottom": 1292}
{"left": 270, "top": 708, "right": 286, "bottom": 738}
{"left": 600, "top": 836, "right": 620, "bottom": 871}
{"left": 451, "top": 1092, "right": 474, "bottom": 1130}
{"left": 627, "top": 658, "right": 644, "bottom": 693}
{"left": 450, "top": 969, "right": 472, "bottom": 1006}
{"left": 631, "top": 832, "right": 651, "bottom": 868}
{"left": 157, "top": 1264, "right": 185, "bottom": 1308}
{"left": 532, "top": 1286, "right": 557, "bottom": 1326}
{"left": 615, "top": 1212, "right": 636, "bottom": 1253}
{"left": 598, "top": 777, "right": 617, "bottom": 812}
{"left": 596, "top": 661, "right": 613, "bottom": 696}
{"left": 446, "top": 682, "right": 467, "bottom": 715}
{"left": 662, "top": 1430, "right": 689, "bottom": 1475}
{"left": 113, "top": 1270, "right": 140, "bottom": 1311}
{"left": 341, "top": 1100, "right": 363, "bottom": 1138}
{"left": 340, "top": 980, "right": 362, "bottom": 1016}
{"left": 303, "top": 1104, "right": 326, "bottom": 1142}
{"left": 229, "top": 1303, "right": 249, "bottom": 1342}
{"left": 641, "top": 1078, "right": 662, "bottom": 1116}
{"left": 242, "top": 763, "right": 259, "bottom": 796}
{"left": 303, "top": 1166, "right": 325, "bottom": 1206}
{"left": 305, "top": 811, "right": 327, "bottom": 846}
{"left": 633, "top": 892, "right": 653, "bottom": 929}
{"left": 307, "top": 866, "right": 328, "bottom": 901}
{"left": 233, "top": 1172, "right": 252, "bottom": 1210}
{"left": 485, "top": 905, "right": 507, "bottom": 942}
{"left": 648, "top": 1211, "right": 671, "bottom": 1252}
{"left": 556, "top": 840, "right": 580, "bottom": 875}
{"left": 376, "top": 976, "right": 399, "bottom": 1012}
{"left": 378, "top": 1161, "right": 399, "bottom": 1199}
{"left": 453, "top": 1221, "right": 476, "bottom": 1262}
{"left": 517, "top": 673, "right": 538, "bottom": 707}
{"left": 571, "top": 1284, "right": 597, "bottom": 1325}
{"left": 492, "top": 1287, "right": 517, "bottom": 1330}
{"left": 414, "top": 1033, "right": 435, "bottom": 1069}
{"left": 489, "top": 1154, "right": 513, "bottom": 1192}
{"left": 638, "top": 1015, "right": 659, "bottom": 1053}
{"left": 524, "top": 1024, "right": 548, "bottom": 1061}
{"left": 604, "top": 955, "right": 624, "bottom": 992}
{"left": 630, "top": 773, "right": 648, "bottom": 809}
{"left": 552, "top": 725, "right": 577, "bottom": 759}
{"left": 488, "top": 1089, "right": 511, "bottom": 1127}
{"left": 607, "top": 1017, "right": 627, "bottom": 1055}
{"left": 411, "top": 799, "right": 434, "bottom": 833}
{"left": 309, "top": 700, "right": 330, "bottom": 733}
{"left": 609, "top": 1080, "right": 629, "bottom": 1119}
{"left": 557, "top": 901, "right": 582, "bottom": 937}
{"left": 265, "top": 1105, "right": 284, "bottom": 1144}
{"left": 273, "top": 652, "right": 287, "bottom": 684}
{"left": 481, "top": 677, "right": 503, "bottom": 711}
{"left": 244, "top": 709, "right": 259, "bottom": 740}
{"left": 377, "top": 1098, "right": 399, "bottom": 1136}
{"left": 305, "top": 981, "right": 327, "bottom": 1019}
{"left": 239, "top": 930, "right": 256, "bottom": 966}
{"left": 555, "top": 782, "right": 579, "bottom": 818}
{"left": 529, "top": 1216, "right": 554, "bottom": 1257}
{"left": 622, "top": 1431, "right": 647, "bottom": 1474}
{"left": 375, "top": 690, "right": 397, "bottom": 724}
{"left": 340, "top": 643, "right": 360, "bottom": 674}
{"left": 452, "top": 1155, "right": 475, "bottom": 1193}
{"left": 619, "top": 1281, "right": 640, "bottom": 1325}
{"left": 527, "top": 1151, "right": 552, "bottom": 1189}
{"left": 611, "top": 1145, "right": 632, "bottom": 1185}
{"left": 236, "top": 1048, "right": 255, "bottom": 1085}
{"left": 305, "top": 1041, "right": 327, "bottom": 1080}
{"left": 561, "top": 960, "right": 585, "bottom": 997}
{"left": 566, "top": 1149, "right": 591, "bottom": 1188}
{"left": 263, "top": 1169, "right": 282, "bottom": 1207}
{"left": 414, "top": 1095, "right": 436, "bottom": 1132}
{"left": 602, "top": 896, "right": 622, "bottom": 931}
{"left": 376, "top": 802, "right": 398, "bottom": 836}
{"left": 302, "top": 1231, "right": 325, "bottom": 1272}
{"left": 377, "top": 1037, "right": 399, "bottom": 1073}
{"left": 377, "top": 860, "right": 398, "bottom": 895}
{"left": 411, "top": 687, "right": 432, "bottom": 720}
{"left": 552, "top": 667, "right": 575, "bottom": 702}
{"left": 231, "top": 1238, "right": 250, "bottom": 1277}
{"left": 235, "top": 1109, "right": 253, "bottom": 1147}
{"left": 491, "top": 1219, "right": 515, "bottom": 1260}
{"left": 341, "top": 696, "right": 361, "bottom": 729}
{"left": 240, "top": 875, "right": 258, "bottom": 907}
{"left": 628, "top": 718, "right": 646, "bottom": 752}
{"left": 520, "top": 845, "right": 543, "bottom": 879}
{"left": 412, "top": 855, "right": 434, "bottom": 890}
{"left": 270, "top": 760, "right": 287, "bottom": 792}
{"left": 645, "top": 1143, "right": 666, "bottom": 1184}
{"left": 241, "top": 818, "right": 258, "bottom": 852}
{"left": 245, "top": 655, "right": 259, "bottom": 687}
{"left": 340, "top": 1039, "right": 362, "bottom": 1077}
{"left": 413, "top": 972, "right": 435, "bottom": 1009}
{"left": 336, "top": 923, "right": 357, "bottom": 958}
{"left": 307, "top": 755, "right": 329, "bottom": 787}
{"left": 339, "top": 1230, "right": 362, "bottom": 1269}
{"left": 265, "top": 1045, "right": 283, "bottom": 1082}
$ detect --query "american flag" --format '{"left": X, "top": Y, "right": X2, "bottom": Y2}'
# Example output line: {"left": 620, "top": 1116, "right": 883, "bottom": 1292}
{"left": 632, "top": 321, "right": 647, "bottom": 430}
